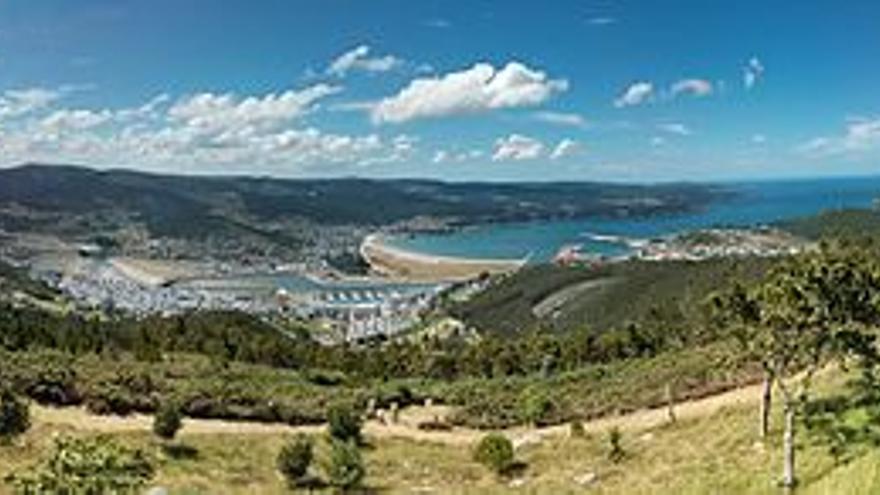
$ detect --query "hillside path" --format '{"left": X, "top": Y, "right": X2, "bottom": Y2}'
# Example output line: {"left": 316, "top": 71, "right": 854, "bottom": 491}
{"left": 32, "top": 379, "right": 764, "bottom": 446}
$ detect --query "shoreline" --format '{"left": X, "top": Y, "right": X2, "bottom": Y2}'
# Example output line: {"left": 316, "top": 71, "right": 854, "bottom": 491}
{"left": 360, "top": 233, "right": 526, "bottom": 282}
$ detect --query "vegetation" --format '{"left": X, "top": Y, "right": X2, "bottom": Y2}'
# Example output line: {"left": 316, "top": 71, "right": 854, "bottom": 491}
{"left": 473, "top": 433, "right": 516, "bottom": 476}
{"left": 276, "top": 434, "right": 314, "bottom": 487}
{"left": 325, "top": 439, "right": 365, "bottom": 490}
{"left": 6, "top": 435, "right": 154, "bottom": 494}
{"left": 152, "top": 400, "right": 183, "bottom": 441}
{"left": 607, "top": 427, "right": 625, "bottom": 463}
{"left": 327, "top": 403, "right": 363, "bottom": 444}
{"left": 0, "top": 390, "right": 29, "bottom": 443}
{"left": 712, "top": 241, "right": 880, "bottom": 488}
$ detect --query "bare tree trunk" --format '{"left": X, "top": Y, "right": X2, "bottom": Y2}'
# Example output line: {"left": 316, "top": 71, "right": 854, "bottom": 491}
{"left": 759, "top": 372, "right": 772, "bottom": 438}
{"left": 782, "top": 402, "right": 796, "bottom": 490}
{"left": 665, "top": 382, "right": 676, "bottom": 424}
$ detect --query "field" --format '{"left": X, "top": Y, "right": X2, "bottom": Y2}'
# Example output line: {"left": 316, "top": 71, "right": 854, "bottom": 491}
{"left": 2, "top": 369, "right": 877, "bottom": 494}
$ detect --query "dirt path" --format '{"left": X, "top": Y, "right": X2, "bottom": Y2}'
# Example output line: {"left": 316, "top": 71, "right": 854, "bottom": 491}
{"left": 32, "top": 379, "right": 764, "bottom": 446}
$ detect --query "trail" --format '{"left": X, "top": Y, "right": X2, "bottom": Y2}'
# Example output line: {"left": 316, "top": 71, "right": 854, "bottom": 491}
{"left": 31, "top": 379, "right": 764, "bottom": 446}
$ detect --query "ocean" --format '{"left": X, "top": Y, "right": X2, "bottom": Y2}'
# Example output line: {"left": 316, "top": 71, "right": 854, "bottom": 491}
{"left": 388, "top": 176, "right": 880, "bottom": 261}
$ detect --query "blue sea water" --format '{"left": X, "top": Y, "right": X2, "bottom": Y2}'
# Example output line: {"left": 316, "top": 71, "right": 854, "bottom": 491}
{"left": 389, "top": 177, "right": 880, "bottom": 262}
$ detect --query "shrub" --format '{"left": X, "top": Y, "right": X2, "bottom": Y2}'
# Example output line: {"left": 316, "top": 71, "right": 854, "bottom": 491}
{"left": 519, "top": 388, "right": 554, "bottom": 426}
{"left": 6, "top": 435, "right": 154, "bottom": 493}
{"left": 153, "top": 400, "right": 183, "bottom": 440}
{"left": 473, "top": 433, "right": 515, "bottom": 475}
{"left": 277, "top": 434, "right": 314, "bottom": 486}
{"left": 327, "top": 403, "right": 362, "bottom": 444}
{"left": 607, "top": 427, "right": 625, "bottom": 462}
{"left": 569, "top": 419, "right": 586, "bottom": 438}
{"left": 325, "top": 439, "right": 365, "bottom": 490}
{"left": 0, "top": 390, "right": 30, "bottom": 441}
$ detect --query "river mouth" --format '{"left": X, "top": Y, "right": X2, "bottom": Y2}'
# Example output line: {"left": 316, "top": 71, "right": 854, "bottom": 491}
{"left": 389, "top": 177, "right": 880, "bottom": 262}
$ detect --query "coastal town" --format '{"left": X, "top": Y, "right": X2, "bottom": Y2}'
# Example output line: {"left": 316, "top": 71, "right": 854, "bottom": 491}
{"left": 0, "top": 222, "right": 810, "bottom": 344}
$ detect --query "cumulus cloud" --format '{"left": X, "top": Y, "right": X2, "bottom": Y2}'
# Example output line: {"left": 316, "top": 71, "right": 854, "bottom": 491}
{"left": 38, "top": 109, "right": 113, "bottom": 135}
{"left": 371, "top": 61, "right": 568, "bottom": 124}
{"left": 0, "top": 88, "right": 62, "bottom": 118}
{"left": 327, "top": 45, "right": 403, "bottom": 77}
{"left": 670, "top": 79, "right": 713, "bottom": 98}
{"left": 0, "top": 83, "right": 412, "bottom": 174}
{"left": 532, "top": 111, "right": 588, "bottom": 128}
{"left": 743, "top": 57, "right": 765, "bottom": 90}
{"left": 168, "top": 84, "right": 340, "bottom": 134}
{"left": 614, "top": 81, "right": 653, "bottom": 108}
{"left": 587, "top": 16, "right": 616, "bottom": 25}
{"left": 432, "top": 148, "right": 483, "bottom": 164}
{"left": 798, "top": 117, "right": 880, "bottom": 156}
{"left": 492, "top": 133, "right": 545, "bottom": 161}
{"left": 550, "top": 138, "right": 581, "bottom": 159}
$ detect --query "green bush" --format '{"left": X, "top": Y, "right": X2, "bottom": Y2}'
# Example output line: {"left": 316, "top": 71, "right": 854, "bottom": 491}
{"left": 276, "top": 434, "right": 314, "bottom": 486}
{"left": 6, "top": 435, "right": 154, "bottom": 493}
{"left": 153, "top": 400, "right": 183, "bottom": 440}
{"left": 325, "top": 439, "right": 365, "bottom": 490}
{"left": 0, "top": 389, "right": 30, "bottom": 441}
{"left": 519, "top": 387, "right": 554, "bottom": 426}
{"left": 569, "top": 419, "right": 586, "bottom": 438}
{"left": 473, "top": 433, "right": 515, "bottom": 475}
{"left": 327, "top": 403, "right": 362, "bottom": 444}
{"left": 608, "top": 427, "right": 625, "bottom": 462}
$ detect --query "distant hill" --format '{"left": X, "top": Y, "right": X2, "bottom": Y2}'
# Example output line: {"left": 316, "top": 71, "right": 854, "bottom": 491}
{"left": 0, "top": 163, "right": 725, "bottom": 245}
{"left": 0, "top": 163, "right": 722, "bottom": 224}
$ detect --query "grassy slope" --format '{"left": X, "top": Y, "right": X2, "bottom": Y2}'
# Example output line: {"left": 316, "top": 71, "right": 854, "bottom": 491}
{"left": 450, "top": 258, "right": 774, "bottom": 335}
{"left": 1, "top": 373, "right": 876, "bottom": 494}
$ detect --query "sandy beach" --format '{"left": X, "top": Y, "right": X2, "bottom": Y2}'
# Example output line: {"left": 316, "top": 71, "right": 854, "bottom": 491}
{"left": 360, "top": 233, "right": 525, "bottom": 282}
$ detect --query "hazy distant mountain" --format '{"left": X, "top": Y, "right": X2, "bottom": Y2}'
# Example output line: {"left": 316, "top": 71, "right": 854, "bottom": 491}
{"left": 0, "top": 164, "right": 723, "bottom": 232}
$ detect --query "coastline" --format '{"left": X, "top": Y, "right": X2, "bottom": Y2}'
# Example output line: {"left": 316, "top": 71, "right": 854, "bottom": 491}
{"left": 360, "top": 233, "right": 526, "bottom": 282}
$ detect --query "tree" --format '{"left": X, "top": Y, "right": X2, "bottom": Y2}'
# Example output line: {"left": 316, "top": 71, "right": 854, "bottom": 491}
{"left": 519, "top": 387, "right": 554, "bottom": 427}
{"left": 153, "top": 400, "right": 183, "bottom": 441}
{"left": 712, "top": 242, "right": 880, "bottom": 489}
{"left": 0, "top": 389, "right": 30, "bottom": 442}
{"left": 473, "top": 433, "right": 515, "bottom": 476}
{"left": 327, "top": 403, "right": 362, "bottom": 444}
{"left": 277, "top": 434, "right": 313, "bottom": 487}
{"left": 325, "top": 439, "right": 365, "bottom": 490}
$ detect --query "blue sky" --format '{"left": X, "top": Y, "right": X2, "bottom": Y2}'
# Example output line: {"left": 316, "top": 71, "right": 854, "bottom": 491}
{"left": 0, "top": 0, "right": 878, "bottom": 182}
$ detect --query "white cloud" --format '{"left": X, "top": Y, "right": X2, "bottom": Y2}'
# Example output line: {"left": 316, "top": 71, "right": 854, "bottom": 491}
{"left": 614, "top": 81, "right": 653, "bottom": 108}
{"left": 432, "top": 148, "right": 483, "bottom": 163}
{"left": 550, "top": 138, "right": 581, "bottom": 159}
{"left": 533, "top": 111, "right": 588, "bottom": 128}
{"left": 587, "top": 17, "right": 616, "bottom": 25}
{"left": 658, "top": 123, "right": 692, "bottom": 136}
{"left": 492, "top": 133, "right": 545, "bottom": 161}
{"left": 0, "top": 88, "right": 62, "bottom": 118}
{"left": 670, "top": 79, "right": 713, "bottom": 98}
{"left": 650, "top": 136, "right": 666, "bottom": 147}
{"left": 371, "top": 61, "right": 568, "bottom": 123}
{"left": 327, "top": 45, "right": 403, "bottom": 77}
{"left": 39, "top": 109, "right": 112, "bottom": 132}
{"left": 168, "top": 84, "right": 340, "bottom": 134}
{"left": 798, "top": 117, "right": 880, "bottom": 156}
{"left": 743, "top": 57, "right": 765, "bottom": 90}
{"left": 752, "top": 134, "right": 767, "bottom": 144}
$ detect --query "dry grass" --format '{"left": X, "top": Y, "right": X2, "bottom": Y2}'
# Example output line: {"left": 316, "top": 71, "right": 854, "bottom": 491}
{"left": 2, "top": 372, "right": 877, "bottom": 494}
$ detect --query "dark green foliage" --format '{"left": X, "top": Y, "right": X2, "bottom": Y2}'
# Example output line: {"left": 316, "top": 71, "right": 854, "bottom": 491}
{"left": 0, "top": 389, "right": 30, "bottom": 441}
{"left": 153, "top": 400, "right": 183, "bottom": 440}
{"left": 276, "top": 434, "right": 314, "bottom": 486}
{"left": 6, "top": 435, "right": 154, "bottom": 493}
{"left": 473, "top": 433, "right": 515, "bottom": 475}
{"left": 781, "top": 208, "right": 880, "bottom": 241}
{"left": 607, "top": 427, "right": 625, "bottom": 462}
{"left": 569, "top": 420, "right": 586, "bottom": 438}
{"left": 325, "top": 439, "right": 365, "bottom": 490}
{"left": 519, "top": 387, "right": 555, "bottom": 426}
{"left": 327, "top": 403, "right": 363, "bottom": 444}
